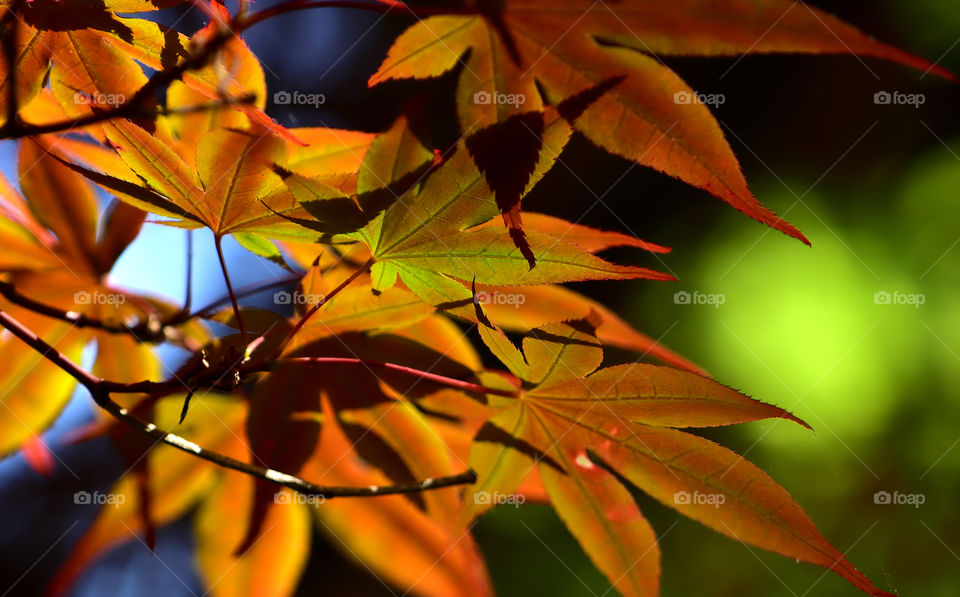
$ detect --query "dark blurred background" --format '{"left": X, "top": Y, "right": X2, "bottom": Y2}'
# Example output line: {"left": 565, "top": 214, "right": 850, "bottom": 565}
{"left": 0, "top": 0, "right": 958, "bottom": 595}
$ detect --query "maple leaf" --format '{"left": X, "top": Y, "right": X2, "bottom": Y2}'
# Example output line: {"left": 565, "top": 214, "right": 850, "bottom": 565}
{"left": 371, "top": 0, "right": 954, "bottom": 247}
{"left": 465, "top": 308, "right": 894, "bottom": 597}
{"left": 0, "top": 2, "right": 945, "bottom": 596}
{"left": 0, "top": 137, "right": 191, "bottom": 458}
{"left": 303, "top": 397, "right": 494, "bottom": 597}
{"left": 354, "top": 110, "right": 672, "bottom": 301}
{"left": 0, "top": 0, "right": 188, "bottom": 127}
{"left": 47, "top": 118, "right": 376, "bottom": 266}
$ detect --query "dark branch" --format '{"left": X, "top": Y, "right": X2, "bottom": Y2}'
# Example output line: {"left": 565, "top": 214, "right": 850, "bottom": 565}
{"left": 0, "top": 309, "right": 477, "bottom": 498}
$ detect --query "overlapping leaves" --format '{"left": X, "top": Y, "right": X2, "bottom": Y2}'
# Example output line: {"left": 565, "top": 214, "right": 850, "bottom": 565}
{"left": 0, "top": 1, "right": 939, "bottom": 596}
{"left": 467, "top": 309, "right": 893, "bottom": 596}
{"left": 372, "top": 0, "right": 953, "bottom": 247}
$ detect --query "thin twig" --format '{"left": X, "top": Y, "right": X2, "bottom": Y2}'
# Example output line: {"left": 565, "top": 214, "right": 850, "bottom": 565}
{"left": 274, "top": 257, "right": 374, "bottom": 356}
{"left": 184, "top": 230, "right": 194, "bottom": 313}
{"left": 0, "top": 309, "right": 477, "bottom": 498}
{"left": 281, "top": 356, "right": 518, "bottom": 397}
{"left": 240, "top": 0, "right": 466, "bottom": 29}
{"left": 213, "top": 235, "right": 248, "bottom": 346}
{"left": 188, "top": 274, "right": 301, "bottom": 319}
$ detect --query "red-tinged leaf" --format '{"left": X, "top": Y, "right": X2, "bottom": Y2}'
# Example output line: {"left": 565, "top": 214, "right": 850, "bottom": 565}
{"left": 585, "top": 425, "right": 893, "bottom": 597}
{"left": 341, "top": 400, "right": 466, "bottom": 526}
{"left": 41, "top": 135, "right": 197, "bottom": 224}
{"left": 99, "top": 118, "right": 374, "bottom": 238}
{"left": 465, "top": 112, "right": 548, "bottom": 268}
{"left": 303, "top": 397, "right": 494, "bottom": 597}
{"left": 469, "top": 314, "right": 890, "bottom": 596}
{"left": 539, "top": 456, "right": 660, "bottom": 597}
{"left": 194, "top": 471, "right": 311, "bottom": 597}
{"left": 530, "top": 363, "right": 810, "bottom": 429}
{"left": 371, "top": 1, "right": 952, "bottom": 243}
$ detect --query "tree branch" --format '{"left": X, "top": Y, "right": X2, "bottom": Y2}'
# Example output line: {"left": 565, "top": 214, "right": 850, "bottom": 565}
{"left": 0, "top": 309, "right": 477, "bottom": 498}
{"left": 0, "top": 280, "right": 169, "bottom": 343}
